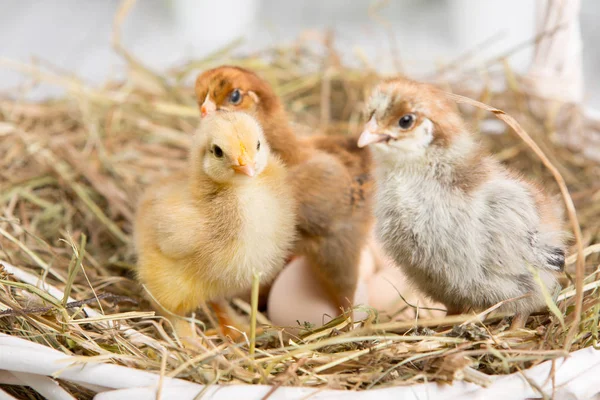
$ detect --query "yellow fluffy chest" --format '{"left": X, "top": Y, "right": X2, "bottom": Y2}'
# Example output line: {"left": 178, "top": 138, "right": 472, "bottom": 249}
{"left": 230, "top": 182, "right": 291, "bottom": 273}
{"left": 185, "top": 180, "right": 294, "bottom": 300}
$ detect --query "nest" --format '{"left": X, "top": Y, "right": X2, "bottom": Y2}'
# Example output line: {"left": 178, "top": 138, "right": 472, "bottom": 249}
{"left": 1, "top": 33, "right": 600, "bottom": 399}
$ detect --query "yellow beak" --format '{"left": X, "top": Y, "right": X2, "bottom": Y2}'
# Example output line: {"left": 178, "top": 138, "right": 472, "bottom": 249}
{"left": 232, "top": 156, "right": 256, "bottom": 177}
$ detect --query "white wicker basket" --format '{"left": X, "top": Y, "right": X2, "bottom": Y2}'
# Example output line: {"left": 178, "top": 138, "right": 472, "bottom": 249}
{"left": 1, "top": 332, "right": 599, "bottom": 400}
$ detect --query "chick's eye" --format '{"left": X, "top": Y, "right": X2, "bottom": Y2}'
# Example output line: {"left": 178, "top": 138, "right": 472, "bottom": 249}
{"left": 256, "top": 141, "right": 261, "bottom": 151}
{"left": 229, "top": 89, "right": 242, "bottom": 105}
{"left": 398, "top": 114, "right": 416, "bottom": 130}
{"left": 212, "top": 145, "right": 223, "bottom": 158}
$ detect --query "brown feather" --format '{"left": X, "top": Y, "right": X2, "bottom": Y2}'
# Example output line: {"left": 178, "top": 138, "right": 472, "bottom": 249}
{"left": 195, "top": 66, "right": 375, "bottom": 309}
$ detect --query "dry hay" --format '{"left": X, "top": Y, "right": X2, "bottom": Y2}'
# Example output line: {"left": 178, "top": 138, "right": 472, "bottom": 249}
{"left": 1, "top": 33, "right": 600, "bottom": 399}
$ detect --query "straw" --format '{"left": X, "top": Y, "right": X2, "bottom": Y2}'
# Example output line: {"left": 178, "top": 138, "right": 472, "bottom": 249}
{"left": 0, "top": 19, "right": 599, "bottom": 397}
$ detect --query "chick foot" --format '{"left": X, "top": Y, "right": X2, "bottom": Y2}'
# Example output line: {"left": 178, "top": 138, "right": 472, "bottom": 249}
{"left": 172, "top": 318, "right": 211, "bottom": 349}
{"left": 209, "top": 300, "right": 254, "bottom": 342}
{"left": 509, "top": 313, "right": 530, "bottom": 330}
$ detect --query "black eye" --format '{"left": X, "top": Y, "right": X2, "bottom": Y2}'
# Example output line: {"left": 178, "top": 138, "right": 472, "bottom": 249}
{"left": 257, "top": 141, "right": 261, "bottom": 151}
{"left": 398, "top": 114, "right": 416, "bottom": 130}
{"left": 229, "top": 89, "right": 242, "bottom": 105}
{"left": 212, "top": 145, "right": 223, "bottom": 158}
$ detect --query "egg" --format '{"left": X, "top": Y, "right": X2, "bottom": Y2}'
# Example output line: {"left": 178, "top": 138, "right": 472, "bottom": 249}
{"left": 268, "top": 256, "right": 354, "bottom": 333}
{"left": 268, "top": 244, "right": 423, "bottom": 333}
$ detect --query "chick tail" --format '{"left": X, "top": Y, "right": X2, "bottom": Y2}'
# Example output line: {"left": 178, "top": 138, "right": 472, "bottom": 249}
{"left": 545, "top": 247, "right": 565, "bottom": 271}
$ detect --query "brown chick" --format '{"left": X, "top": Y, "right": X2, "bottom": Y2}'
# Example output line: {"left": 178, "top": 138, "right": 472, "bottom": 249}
{"left": 358, "top": 77, "right": 567, "bottom": 329}
{"left": 195, "top": 66, "right": 374, "bottom": 313}
{"left": 134, "top": 111, "right": 296, "bottom": 342}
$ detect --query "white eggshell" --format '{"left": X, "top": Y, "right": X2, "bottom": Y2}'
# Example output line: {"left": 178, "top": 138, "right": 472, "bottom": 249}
{"left": 267, "top": 256, "right": 339, "bottom": 332}
{"left": 367, "top": 264, "right": 446, "bottom": 320}
{"left": 268, "top": 250, "right": 373, "bottom": 332}
{"left": 267, "top": 245, "right": 444, "bottom": 331}
{"left": 367, "top": 265, "right": 410, "bottom": 313}
{"left": 358, "top": 246, "right": 376, "bottom": 281}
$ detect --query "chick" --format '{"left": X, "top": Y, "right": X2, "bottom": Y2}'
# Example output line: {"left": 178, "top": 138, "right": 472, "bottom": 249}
{"left": 134, "top": 111, "right": 296, "bottom": 341}
{"left": 357, "top": 78, "right": 566, "bottom": 329}
{"left": 195, "top": 66, "right": 373, "bottom": 313}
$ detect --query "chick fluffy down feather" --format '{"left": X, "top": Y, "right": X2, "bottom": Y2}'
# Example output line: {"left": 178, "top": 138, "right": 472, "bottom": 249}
{"left": 373, "top": 134, "right": 566, "bottom": 316}
{"left": 134, "top": 113, "right": 297, "bottom": 317}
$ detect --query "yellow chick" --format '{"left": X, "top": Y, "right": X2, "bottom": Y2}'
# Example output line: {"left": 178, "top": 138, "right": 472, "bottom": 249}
{"left": 134, "top": 112, "right": 296, "bottom": 341}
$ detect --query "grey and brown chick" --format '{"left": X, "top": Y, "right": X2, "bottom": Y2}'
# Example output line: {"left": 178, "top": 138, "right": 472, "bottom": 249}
{"left": 134, "top": 111, "right": 296, "bottom": 341}
{"left": 358, "top": 77, "right": 566, "bottom": 328}
{"left": 194, "top": 66, "right": 374, "bottom": 313}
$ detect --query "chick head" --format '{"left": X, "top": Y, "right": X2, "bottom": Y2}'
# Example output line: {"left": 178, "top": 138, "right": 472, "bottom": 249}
{"left": 193, "top": 111, "right": 269, "bottom": 183}
{"left": 357, "top": 78, "right": 466, "bottom": 160}
{"left": 195, "top": 66, "right": 281, "bottom": 119}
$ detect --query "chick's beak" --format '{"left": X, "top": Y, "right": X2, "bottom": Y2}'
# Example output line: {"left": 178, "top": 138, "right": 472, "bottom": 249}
{"left": 357, "top": 118, "right": 390, "bottom": 148}
{"left": 200, "top": 94, "right": 217, "bottom": 118}
{"left": 232, "top": 156, "right": 256, "bottom": 177}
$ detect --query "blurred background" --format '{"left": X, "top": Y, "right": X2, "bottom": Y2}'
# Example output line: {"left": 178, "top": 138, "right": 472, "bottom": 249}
{"left": 0, "top": 0, "right": 598, "bottom": 108}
